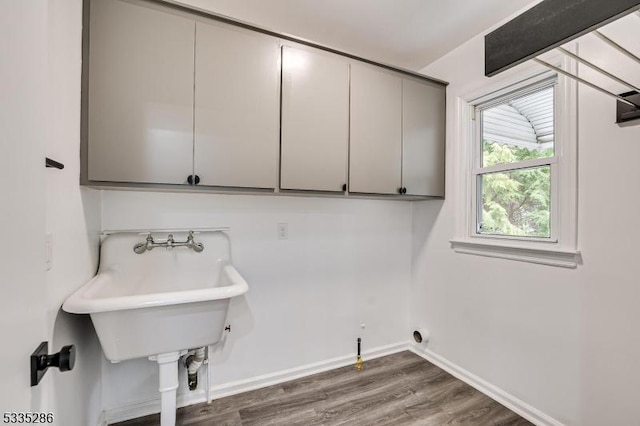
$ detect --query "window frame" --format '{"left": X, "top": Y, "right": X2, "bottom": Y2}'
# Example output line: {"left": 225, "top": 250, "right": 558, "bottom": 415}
{"left": 471, "top": 78, "right": 559, "bottom": 243}
{"left": 450, "top": 55, "right": 580, "bottom": 268}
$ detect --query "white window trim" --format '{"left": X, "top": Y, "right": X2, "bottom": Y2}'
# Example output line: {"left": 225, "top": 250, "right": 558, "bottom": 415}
{"left": 450, "top": 55, "right": 580, "bottom": 268}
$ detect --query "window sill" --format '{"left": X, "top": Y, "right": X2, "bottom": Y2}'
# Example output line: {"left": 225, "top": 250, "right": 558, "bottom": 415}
{"left": 450, "top": 239, "right": 581, "bottom": 268}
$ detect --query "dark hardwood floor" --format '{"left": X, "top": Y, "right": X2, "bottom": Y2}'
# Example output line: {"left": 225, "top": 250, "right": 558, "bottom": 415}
{"left": 113, "top": 351, "right": 532, "bottom": 426}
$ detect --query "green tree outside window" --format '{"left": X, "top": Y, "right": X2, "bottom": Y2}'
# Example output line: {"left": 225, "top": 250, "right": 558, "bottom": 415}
{"left": 480, "top": 141, "right": 553, "bottom": 238}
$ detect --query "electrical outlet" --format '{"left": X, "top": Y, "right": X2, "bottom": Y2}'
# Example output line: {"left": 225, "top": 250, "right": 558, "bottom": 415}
{"left": 278, "top": 223, "right": 288, "bottom": 240}
{"left": 45, "top": 233, "right": 53, "bottom": 271}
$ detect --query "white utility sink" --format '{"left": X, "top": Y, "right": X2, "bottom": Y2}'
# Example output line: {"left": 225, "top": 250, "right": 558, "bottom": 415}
{"left": 63, "top": 229, "right": 248, "bottom": 426}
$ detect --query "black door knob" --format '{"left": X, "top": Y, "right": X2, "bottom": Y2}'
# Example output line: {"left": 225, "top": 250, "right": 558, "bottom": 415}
{"left": 398, "top": 187, "right": 403, "bottom": 194}
{"left": 402, "top": 187, "right": 407, "bottom": 194}
{"left": 49, "top": 345, "right": 76, "bottom": 372}
{"left": 31, "top": 343, "right": 76, "bottom": 386}
{"left": 187, "top": 175, "right": 200, "bottom": 185}
{"left": 342, "top": 184, "right": 347, "bottom": 191}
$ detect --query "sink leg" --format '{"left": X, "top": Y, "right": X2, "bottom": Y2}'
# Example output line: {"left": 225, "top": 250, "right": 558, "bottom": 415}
{"left": 150, "top": 352, "right": 184, "bottom": 426}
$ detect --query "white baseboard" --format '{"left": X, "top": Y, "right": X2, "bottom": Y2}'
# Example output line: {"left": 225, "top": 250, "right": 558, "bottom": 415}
{"left": 409, "top": 345, "right": 564, "bottom": 426}
{"left": 103, "top": 341, "right": 408, "bottom": 424}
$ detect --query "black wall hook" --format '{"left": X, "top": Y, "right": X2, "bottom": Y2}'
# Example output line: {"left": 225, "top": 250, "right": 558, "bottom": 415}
{"left": 45, "top": 158, "right": 64, "bottom": 169}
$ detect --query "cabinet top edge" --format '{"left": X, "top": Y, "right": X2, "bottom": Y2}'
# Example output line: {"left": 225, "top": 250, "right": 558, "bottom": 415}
{"left": 132, "top": 0, "right": 449, "bottom": 87}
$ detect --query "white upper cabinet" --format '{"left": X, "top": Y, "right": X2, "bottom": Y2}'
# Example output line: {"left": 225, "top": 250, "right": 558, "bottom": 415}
{"left": 349, "top": 64, "right": 403, "bottom": 195}
{"left": 194, "top": 21, "right": 280, "bottom": 189}
{"left": 402, "top": 79, "right": 446, "bottom": 196}
{"left": 88, "top": 0, "right": 195, "bottom": 184}
{"left": 84, "top": 0, "right": 446, "bottom": 198}
{"left": 280, "top": 46, "right": 349, "bottom": 192}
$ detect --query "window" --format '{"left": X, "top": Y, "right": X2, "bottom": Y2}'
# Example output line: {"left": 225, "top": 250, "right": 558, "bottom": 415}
{"left": 451, "top": 66, "right": 579, "bottom": 268}
{"left": 474, "top": 83, "right": 556, "bottom": 240}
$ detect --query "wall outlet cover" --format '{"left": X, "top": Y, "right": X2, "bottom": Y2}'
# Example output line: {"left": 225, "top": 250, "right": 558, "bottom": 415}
{"left": 278, "top": 223, "right": 288, "bottom": 240}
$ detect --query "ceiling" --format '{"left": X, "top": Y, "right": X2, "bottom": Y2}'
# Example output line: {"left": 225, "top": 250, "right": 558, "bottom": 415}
{"left": 174, "top": 0, "right": 536, "bottom": 71}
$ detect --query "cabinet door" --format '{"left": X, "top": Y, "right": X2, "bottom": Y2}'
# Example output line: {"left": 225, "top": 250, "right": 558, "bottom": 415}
{"left": 402, "top": 79, "right": 446, "bottom": 196}
{"left": 88, "top": 0, "right": 195, "bottom": 184}
{"left": 194, "top": 22, "right": 280, "bottom": 189}
{"left": 281, "top": 46, "right": 349, "bottom": 191}
{"left": 349, "top": 64, "right": 402, "bottom": 194}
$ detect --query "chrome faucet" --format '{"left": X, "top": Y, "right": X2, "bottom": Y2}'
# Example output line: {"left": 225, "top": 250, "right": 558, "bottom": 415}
{"left": 133, "top": 231, "right": 204, "bottom": 254}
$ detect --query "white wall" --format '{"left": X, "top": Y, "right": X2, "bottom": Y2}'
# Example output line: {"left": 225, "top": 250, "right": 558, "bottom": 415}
{"left": 0, "top": 0, "right": 48, "bottom": 414}
{"left": 411, "top": 11, "right": 640, "bottom": 426}
{"left": 36, "top": 1, "right": 640, "bottom": 424}
{"left": 570, "top": 18, "right": 640, "bottom": 425}
{"left": 44, "top": 0, "right": 104, "bottom": 425}
{"left": 100, "top": 191, "right": 413, "bottom": 411}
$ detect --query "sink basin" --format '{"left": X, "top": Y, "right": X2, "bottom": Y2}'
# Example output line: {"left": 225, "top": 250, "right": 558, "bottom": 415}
{"left": 63, "top": 230, "right": 248, "bottom": 362}
{"left": 64, "top": 229, "right": 248, "bottom": 425}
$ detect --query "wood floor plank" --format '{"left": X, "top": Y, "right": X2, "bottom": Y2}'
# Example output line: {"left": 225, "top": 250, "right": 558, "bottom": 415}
{"left": 404, "top": 398, "right": 454, "bottom": 425}
{"left": 111, "top": 351, "right": 533, "bottom": 426}
{"left": 112, "top": 414, "right": 159, "bottom": 426}
{"left": 180, "top": 410, "right": 242, "bottom": 426}
{"left": 238, "top": 388, "right": 327, "bottom": 426}
{"left": 320, "top": 367, "right": 407, "bottom": 401}
{"left": 502, "top": 416, "right": 537, "bottom": 426}
{"left": 425, "top": 375, "right": 484, "bottom": 409}
{"left": 444, "top": 396, "right": 526, "bottom": 426}
{"left": 240, "top": 408, "right": 319, "bottom": 426}
{"left": 345, "top": 408, "right": 417, "bottom": 426}
{"left": 328, "top": 387, "right": 436, "bottom": 426}
{"left": 207, "top": 383, "right": 286, "bottom": 414}
{"left": 316, "top": 385, "right": 416, "bottom": 424}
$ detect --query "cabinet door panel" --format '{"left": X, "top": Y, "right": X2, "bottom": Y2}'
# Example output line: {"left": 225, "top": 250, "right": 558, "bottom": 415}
{"left": 194, "top": 22, "right": 279, "bottom": 189}
{"left": 281, "top": 46, "right": 349, "bottom": 191}
{"left": 88, "top": 0, "right": 195, "bottom": 184}
{"left": 402, "top": 79, "right": 446, "bottom": 196}
{"left": 349, "top": 65, "right": 402, "bottom": 194}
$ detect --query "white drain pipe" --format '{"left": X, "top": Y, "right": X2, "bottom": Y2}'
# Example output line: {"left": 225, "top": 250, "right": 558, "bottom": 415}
{"left": 186, "top": 347, "right": 206, "bottom": 391}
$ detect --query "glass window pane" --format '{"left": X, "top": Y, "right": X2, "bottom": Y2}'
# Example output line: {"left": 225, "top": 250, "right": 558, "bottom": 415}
{"left": 478, "top": 166, "right": 551, "bottom": 238}
{"left": 481, "top": 86, "right": 554, "bottom": 168}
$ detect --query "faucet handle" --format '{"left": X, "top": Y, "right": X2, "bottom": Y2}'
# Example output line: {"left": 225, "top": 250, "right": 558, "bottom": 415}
{"left": 188, "top": 231, "right": 204, "bottom": 253}
{"left": 166, "top": 234, "right": 175, "bottom": 251}
{"left": 145, "top": 233, "right": 155, "bottom": 250}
